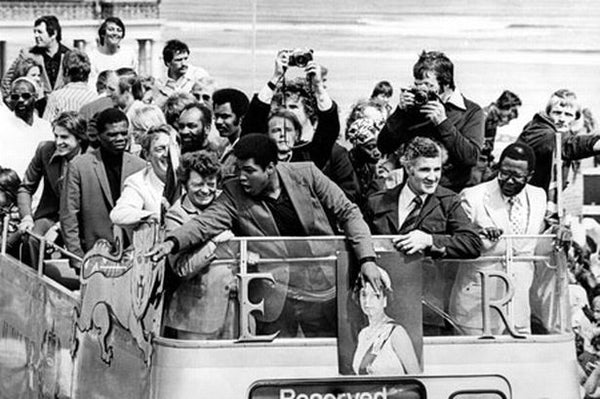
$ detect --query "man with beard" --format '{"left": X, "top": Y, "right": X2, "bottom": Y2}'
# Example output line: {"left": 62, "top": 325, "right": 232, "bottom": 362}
{"left": 450, "top": 142, "right": 547, "bottom": 335}
{"left": 60, "top": 108, "right": 145, "bottom": 268}
{"left": 2, "top": 15, "right": 70, "bottom": 99}
{"left": 518, "top": 89, "right": 600, "bottom": 195}
{"left": 177, "top": 102, "right": 217, "bottom": 154}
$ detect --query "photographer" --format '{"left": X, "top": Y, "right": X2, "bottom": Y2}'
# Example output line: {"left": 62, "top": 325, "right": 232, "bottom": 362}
{"left": 377, "top": 51, "right": 484, "bottom": 193}
{"left": 242, "top": 50, "right": 359, "bottom": 202}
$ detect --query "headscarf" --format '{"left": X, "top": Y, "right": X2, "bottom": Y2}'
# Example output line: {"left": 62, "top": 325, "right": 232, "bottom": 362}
{"left": 346, "top": 117, "right": 380, "bottom": 147}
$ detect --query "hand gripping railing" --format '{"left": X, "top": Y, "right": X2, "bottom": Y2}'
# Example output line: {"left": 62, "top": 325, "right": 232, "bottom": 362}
{"left": 1, "top": 214, "right": 82, "bottom": 277}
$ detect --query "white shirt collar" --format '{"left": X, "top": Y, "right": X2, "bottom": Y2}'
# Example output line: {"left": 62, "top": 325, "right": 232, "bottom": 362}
{"left": 445, "top": 87, "right": 466, "bottom": 111}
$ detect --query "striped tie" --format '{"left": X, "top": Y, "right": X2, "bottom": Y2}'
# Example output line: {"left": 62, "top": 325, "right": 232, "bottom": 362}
{"left": 399, "top": 196, "right": 423, "bottom": 233}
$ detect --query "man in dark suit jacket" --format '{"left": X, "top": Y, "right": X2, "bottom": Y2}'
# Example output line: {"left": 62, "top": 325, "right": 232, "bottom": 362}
{"left": 149, "top": 134, "right": 380, "bottom": 338}
{"left": 60, "top": 108, "right": 145, "bottom": 267}
{"left": 366, "top": 136, "right": 482, "bottom": 335}
{"left": 17, "top": 111, "right": 87, "bottom": 267}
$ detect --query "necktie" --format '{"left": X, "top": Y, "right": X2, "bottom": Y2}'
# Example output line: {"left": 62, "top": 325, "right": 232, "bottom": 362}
{"left": 508, "top": 196, "right": 525, "bottom": 235}
{"left": 400, "top": 196, "right": 423, "bottom": 233}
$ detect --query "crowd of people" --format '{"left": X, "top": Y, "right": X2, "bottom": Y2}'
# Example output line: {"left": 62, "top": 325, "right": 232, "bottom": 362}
{"left": 2, "top": 14, "right": 600, "bottom": 387}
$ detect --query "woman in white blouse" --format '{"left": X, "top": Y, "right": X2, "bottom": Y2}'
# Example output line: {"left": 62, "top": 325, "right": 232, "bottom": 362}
{"left": 87, "top": 17, "right": 138, "bottom": 85}
{"left": 352, "top": 267, "right": 421, "bottom": 375}
{"left": 110, "top": 125, "right": 173, "bottom": 228}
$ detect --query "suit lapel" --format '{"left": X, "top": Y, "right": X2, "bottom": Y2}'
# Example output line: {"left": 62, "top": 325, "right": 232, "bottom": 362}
{"left": 92, "top": 150, "right": 114, "bottom": 207}
{"left": 277, "top": 164, "right": 312, "bottom": 234}
{"left": 414, "top": 192, "right": 440, "bottom": 229}
{"left": 483, "top": 181, "right": 509, "bottom": 231}
{"left": 378, "top": 184, "right": 403, "bottom": 233}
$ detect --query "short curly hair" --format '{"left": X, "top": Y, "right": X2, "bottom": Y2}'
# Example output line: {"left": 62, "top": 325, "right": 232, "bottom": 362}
{"left": 176, "top": 150, "right": 221, "bottom": 185}
{"left": 400, "top": 136, "right": 447, "bottom": 168}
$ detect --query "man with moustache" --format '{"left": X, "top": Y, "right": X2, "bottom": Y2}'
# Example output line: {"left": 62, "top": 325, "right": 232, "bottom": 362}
{"left": 158, "top": 40, "right": 210, "bottom": 100}
{"left": 2, "top": 15, "right": 70, "bottom": 99}
{"left": 366, "top": 136, "right": 481, "bottom": 335}
{"left": 450, "top": 142, "right": 547, "bottom": 335}
{"left": 60, "top": 108, "right": 145, "bottom": 268}
{"left": 213, "top": 88, "right": 250, "bottom": 178}
{"left": 148, "top": 134, "right": 382, "bottom": 338}
{"left": 177, "top": 102, "right": 217, "bottom": 154}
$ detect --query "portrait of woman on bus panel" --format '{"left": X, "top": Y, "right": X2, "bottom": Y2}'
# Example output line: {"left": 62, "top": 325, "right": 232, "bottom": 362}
{"left": 352, "top": 267, "right": 421, "bottom": 375}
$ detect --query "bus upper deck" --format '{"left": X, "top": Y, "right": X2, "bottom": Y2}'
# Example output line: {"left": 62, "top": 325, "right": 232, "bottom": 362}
{"left": 0, "top": 220, "right": 580, "bottom": 398}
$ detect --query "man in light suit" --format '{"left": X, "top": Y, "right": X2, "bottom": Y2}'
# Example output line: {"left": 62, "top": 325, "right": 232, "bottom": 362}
{"left": 60, "top": 108, "right": 145, "bottom": 269}
{"left": 148, "top": 134, "right": 381, "bottom": 337}
{"left": 450, "top": 142, "right": 547, "bottom": 335}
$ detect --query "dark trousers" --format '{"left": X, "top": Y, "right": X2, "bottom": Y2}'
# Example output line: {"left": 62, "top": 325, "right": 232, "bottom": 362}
{"left": 256, "top": 296, "right": 336, "bottom": 338}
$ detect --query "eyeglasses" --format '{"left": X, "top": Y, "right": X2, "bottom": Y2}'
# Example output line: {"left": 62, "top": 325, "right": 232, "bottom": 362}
{"left": 193, "top": 93, "right": 211, "bottom": 103}
{"left": 10, "top": 92, "right": 33, "bottom": 102}
{"left": 498, "top": 169, "right": 528, "bottom": 183}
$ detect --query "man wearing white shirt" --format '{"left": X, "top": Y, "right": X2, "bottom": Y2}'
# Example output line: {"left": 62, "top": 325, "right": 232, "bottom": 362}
{"left": 3, "top": 78, "right": 53, "bottom": 176}
{"left": 158, "top": 39, "right": 209, "bottom": 99}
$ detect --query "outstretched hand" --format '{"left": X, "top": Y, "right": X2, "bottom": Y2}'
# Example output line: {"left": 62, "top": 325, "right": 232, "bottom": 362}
{"left": 145, "top": 240, "right": 175, "bottom": 263}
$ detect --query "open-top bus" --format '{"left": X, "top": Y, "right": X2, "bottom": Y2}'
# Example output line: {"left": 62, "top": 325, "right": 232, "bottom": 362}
{"left": 0, "top": 218, "right": 579, "bottom": 398}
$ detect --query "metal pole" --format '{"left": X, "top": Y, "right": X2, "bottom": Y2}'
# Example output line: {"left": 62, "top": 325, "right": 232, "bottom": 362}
{"left": 555, "top": 131, "right": 564, "bottom": 221}
{"left": 1, "top": 214, "right": 9, "bottom": 255}
{"left": 251, "top": 0, "right": 257, "bottom": 92}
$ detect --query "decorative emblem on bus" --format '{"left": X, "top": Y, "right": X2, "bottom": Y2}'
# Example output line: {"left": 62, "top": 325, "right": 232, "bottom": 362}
{"left": 71, "top": 222, "right": 164, "bottom": 365}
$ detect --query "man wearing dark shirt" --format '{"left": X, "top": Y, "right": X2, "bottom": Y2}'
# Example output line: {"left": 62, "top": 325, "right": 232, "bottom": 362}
{"left": 377, "top": 51, "right": 484, "bottom": 193}
{"left": 148, "top": 134, "right": 382, "bottom": 337}
{"left": 60, "top": 108, "right": 145, "bottom": 267}
{"left": 1, "top": 15, "right": 70, "bottom": 98}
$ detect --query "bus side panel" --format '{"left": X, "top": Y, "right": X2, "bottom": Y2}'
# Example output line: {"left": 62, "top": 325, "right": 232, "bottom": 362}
{"left": 0, "top": 255, "right": 78, "bottom": 398}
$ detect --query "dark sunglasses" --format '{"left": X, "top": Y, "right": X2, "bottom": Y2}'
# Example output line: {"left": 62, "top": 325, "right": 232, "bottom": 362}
{"left": 193, "top": 93, "right": 211, "bottom": 102}
{"left": 10, "top": 92, "right": 33, "bottom": 102}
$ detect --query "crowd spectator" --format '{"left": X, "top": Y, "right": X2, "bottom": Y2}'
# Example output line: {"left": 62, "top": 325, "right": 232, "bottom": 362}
{"left": 3, "top": 57, "right": 46, "bottom": 115}
{"left": 157, "top": 39, "right": 210, "bottom": 103}
{"left": 377, "top": 50, "right": 484, "bottom": 193}
{"left": 162, "top": 91, "right": 196, "bottom": 127}
{"left": 43, "top": 50, "right": 98, "bottom": 121}
{"left": 366, "top": 136, "right": 482, "bottom": 335}
{"left": 87, "top": 17, "right": 138, "bottom": 85}
{"left": 17, "top": 111, "right": 87, "bottom": 267}
{"left": 518, "top": 89, "right": 600, "bottom": 198}
{"left": 451, "top": 142, "right": 546, "bottom": 335}
{"left": 177, "top": 102, "right": 216, "bottom": 154}
{"left": 163, "top": 150, "right": 235, "bottom": 340}
{"left": 213, "top": 88, "right": 249, "bottom": 177}
{"left": 1, "top": 16, "right": 70, "bottom": 99}
{"left": 60, "top": 108, "right": 145, "bottom": 267}
{"left": 370, "top": 80, "right": 394, "bottom": 115}
{"left": 345, "top": 99, "right": 389, "bottom": 210}
{"left": 0, "top": 168, "right": 23, "bottom": 259}
{"left": 3, "top": 78, "right": 53, "bottom": 176}
{"left": 110, "top": 125, "right": 173, "bottom": 230}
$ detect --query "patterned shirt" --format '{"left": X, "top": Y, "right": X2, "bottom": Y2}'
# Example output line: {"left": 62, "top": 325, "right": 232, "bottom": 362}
{"left": 43, "top": 82, "right": 99, "bottom": 121}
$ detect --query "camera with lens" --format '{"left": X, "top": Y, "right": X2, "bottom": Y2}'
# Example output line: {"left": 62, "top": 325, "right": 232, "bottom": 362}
{"left": 287, "top": 49, "right": 314, "bottom": 68}
{"left": 408, "top": 88, "right": 438, "bottom": 108}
